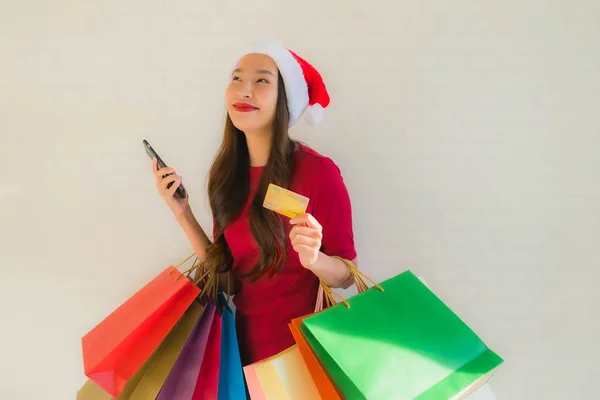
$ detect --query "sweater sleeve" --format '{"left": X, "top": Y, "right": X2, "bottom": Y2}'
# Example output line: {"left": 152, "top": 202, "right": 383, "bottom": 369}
{"left": 310, "top": 157, "right": 357, "bottom": 261}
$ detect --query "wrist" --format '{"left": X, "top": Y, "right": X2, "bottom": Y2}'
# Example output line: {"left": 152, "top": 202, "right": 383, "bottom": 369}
{"left": 307, "top": 251, "right": 327, "bottom": 272}
{"left": 176, "top": 207, "right": 195, "bottom": 226}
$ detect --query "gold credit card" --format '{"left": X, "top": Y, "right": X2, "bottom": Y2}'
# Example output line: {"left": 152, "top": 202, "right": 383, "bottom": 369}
{"left": 263, "top": 183, "right": 309, "bottom": 218}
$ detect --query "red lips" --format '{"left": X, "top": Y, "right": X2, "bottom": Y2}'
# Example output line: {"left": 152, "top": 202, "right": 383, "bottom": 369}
{"left": 233, "top": 102, "right": 258, "bottom": 112}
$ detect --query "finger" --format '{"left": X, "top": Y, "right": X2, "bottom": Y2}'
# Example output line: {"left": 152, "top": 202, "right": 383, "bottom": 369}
{"left": 290, "top": 213, "right": 322, "bottom": 230}
{"left": 159, "top": 174, "right": 179, "bottom": 193}
{"left": 166, "top": 177, "right": 182, "bottom": 197}
{"left": 154, "top": 167, "right": 175, "bottom": 178}
{"left": 152, "top": 157, "right": 157, "bottom": 172}
{"left": 291, "top": 234, "right": 320, "bottom": 249}
{"left": 289, "top": 226, "right": 321, "bottom": 241}
{"left": 289, "top": 213, "right": 308, "bottom": 225}
{"left": 292, "top": 243, "right": 316, "bottom": 254}
{"left": 304, "top": 213, "right": 322, "bottom": 230}
{"left": 154, "top": 166, "right": 175, "bottom": 183}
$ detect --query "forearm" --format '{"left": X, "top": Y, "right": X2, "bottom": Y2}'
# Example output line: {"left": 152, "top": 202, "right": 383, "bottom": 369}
{"left": 176, "top": 208, "right": 212, "bottom": 264}
{"left": 309, "top": 252, "right": 355, "bottom": 289}
{"left": 177, "top": 210, "right": 236, "bottom": 295}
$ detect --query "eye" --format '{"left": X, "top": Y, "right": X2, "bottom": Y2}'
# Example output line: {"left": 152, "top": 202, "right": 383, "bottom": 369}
{"left": 232, "top": 75, "right": 241, "bottom": 81}
{"left": 257, "top": 78, "right": 269, "bottom": 83}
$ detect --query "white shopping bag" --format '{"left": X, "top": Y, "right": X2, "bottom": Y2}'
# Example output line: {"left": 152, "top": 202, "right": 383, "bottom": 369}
{"left": 466, "top": 383, "right": 497, "bottom": 399}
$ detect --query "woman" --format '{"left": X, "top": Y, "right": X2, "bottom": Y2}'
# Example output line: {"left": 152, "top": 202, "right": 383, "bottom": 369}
{"left": 151, "top": 42, "right": 358, "bottom": 366}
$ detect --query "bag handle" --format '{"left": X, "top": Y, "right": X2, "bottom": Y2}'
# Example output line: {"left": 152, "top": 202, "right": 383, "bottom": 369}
{"left": 167, "top": 253, "right": 201, "bottom": 281}
{"left": 314, "top": 256, "right": 384, "bottom": 313}
{"left": 333, "top": 256, "right": 384, "bottom": 293}
{"left": 167, "top": 253, "right": 232, "bottom": 305}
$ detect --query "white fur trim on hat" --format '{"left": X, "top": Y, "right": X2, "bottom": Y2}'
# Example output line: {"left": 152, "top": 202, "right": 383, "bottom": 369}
{"left": 304, "top": 103, "right": 325, "bottom": 125}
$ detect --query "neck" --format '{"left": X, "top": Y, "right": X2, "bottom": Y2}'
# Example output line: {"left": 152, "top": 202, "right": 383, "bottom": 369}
{"left": 245, "top": 129, "right": 272, "bottom": 167}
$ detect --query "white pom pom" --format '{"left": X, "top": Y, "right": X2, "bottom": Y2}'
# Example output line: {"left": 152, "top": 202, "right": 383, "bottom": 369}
{"left": 304, "top": 103, "right": 325, "bottom": 125}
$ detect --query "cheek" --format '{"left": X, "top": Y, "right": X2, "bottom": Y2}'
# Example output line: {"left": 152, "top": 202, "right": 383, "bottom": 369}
{"left": 225, "top": 84, "right": 236, "bottom": 103}
{"left": 256, "top": 86, "right": 278, "bottom": 114}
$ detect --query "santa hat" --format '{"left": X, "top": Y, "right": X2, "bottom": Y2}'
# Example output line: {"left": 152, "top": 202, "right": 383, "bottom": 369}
{"left": 232, "top": 42, "right": 330, "bottom": 127}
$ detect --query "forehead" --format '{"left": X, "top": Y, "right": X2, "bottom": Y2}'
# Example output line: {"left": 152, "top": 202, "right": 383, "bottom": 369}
{"left": 234, "top": 53, "right": 278, "bottom": 75}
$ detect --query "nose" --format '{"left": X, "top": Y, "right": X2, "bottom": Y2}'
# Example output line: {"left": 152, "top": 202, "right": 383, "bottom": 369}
{"left": 239, "top": 82, "right": 253, "bottom": 99}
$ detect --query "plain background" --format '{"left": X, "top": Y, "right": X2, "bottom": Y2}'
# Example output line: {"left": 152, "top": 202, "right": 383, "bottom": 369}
{"left": 1, "top": 1, "right": 599, "bottom": 399}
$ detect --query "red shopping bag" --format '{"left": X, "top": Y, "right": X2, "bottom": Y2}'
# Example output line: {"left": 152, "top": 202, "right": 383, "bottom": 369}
{"left": 82, "top": 255, "right": 201, "bottom": 398}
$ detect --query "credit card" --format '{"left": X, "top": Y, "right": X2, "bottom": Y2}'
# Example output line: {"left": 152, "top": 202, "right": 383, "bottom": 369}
{"left": 263, "top": 183, "right": 309, "bottom": 218}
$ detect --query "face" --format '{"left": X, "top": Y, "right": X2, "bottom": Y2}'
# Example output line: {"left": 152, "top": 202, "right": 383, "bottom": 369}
{"left": 226, "top": 53, "right": 279, "bottom": 134}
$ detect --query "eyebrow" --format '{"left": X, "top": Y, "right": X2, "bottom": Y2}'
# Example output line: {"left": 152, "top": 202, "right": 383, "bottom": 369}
{"left": 233, "top": 68, "right": 275, "bottom": 76}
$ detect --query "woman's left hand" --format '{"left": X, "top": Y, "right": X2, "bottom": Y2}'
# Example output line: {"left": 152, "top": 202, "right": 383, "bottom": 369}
{"left": 289, "top": 213, "right": 323, "bottom": 270}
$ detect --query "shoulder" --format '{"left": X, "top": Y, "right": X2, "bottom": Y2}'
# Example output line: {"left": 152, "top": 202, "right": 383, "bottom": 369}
{"left": 291, "top": 142, "right": 349, "bottom": 199}
{"left": 293, "top": 142, "right": 345, "bottom": 180}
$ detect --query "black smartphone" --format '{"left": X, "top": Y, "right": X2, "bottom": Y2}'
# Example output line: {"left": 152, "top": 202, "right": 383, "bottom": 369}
{"left": 143, "top": 139, "right": 187, "bottom": 199}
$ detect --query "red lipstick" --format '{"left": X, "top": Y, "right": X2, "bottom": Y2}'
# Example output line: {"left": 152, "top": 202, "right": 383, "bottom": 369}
{"left": 233, "top": 102, "right": 258, "bottom": 112}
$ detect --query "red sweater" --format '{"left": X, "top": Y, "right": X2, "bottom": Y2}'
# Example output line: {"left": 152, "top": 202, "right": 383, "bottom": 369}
{"left": 223, "top": 143, "right": 357, "bottom": 366}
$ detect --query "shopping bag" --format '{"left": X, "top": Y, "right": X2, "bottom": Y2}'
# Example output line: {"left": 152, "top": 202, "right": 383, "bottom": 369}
{"left": 192, "top": 301, "right": 222, "bottom": 400}
{"left": 300, "top": 262, "right": 504, "bottom": 400}
{"left": 289, "top": 315, "right": 341, "bottom": 399}
{"left": 243, "top": 363, "right": 265, "bottom": 400}
{"left": 466, "top": 383, "right": 497, "bottom": 400}
{"left": 77, "top": 300, "right": 203, "bottom": 399}
{"left": 288, "top": 275, "right": 369, "bottom": 400}
{"left": 77, "top": 380, "right": 112, "bottom": 400}
{"left": 82, "top": 254, "right": 201, "bottom": 398}
{"left": 256, "top": 345, "right": 322, "bottom": 399}
{"left": 157, "top": 263, "right": 226, "bottom": 400}
{"left": 243, "top": 345, "right": 322, "bottom": 399}
{"left": 126, "top": 300, "right": 204, "bottom": 399}
{"left": 217, "top": 293, "right": 246, "bottom": 400}
{"left": 156, "top": 303, "right": 215, "bottom": 399}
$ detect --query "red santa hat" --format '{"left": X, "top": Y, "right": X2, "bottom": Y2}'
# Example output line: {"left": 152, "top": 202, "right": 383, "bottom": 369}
{"left": 232, "top": 42, "right": 330, "bottom": 127}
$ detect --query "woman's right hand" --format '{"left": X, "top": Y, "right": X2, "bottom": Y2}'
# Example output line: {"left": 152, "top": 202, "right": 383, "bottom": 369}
{"left": 152, "top": 157, "right": 191, "bottom": 220}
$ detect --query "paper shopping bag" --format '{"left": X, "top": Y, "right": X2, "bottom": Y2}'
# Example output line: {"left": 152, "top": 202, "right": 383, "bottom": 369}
{"left": 156, "top": 302, "right": 216, "bottom": 399}
{"left": 77, "top": 380, "right": 112, "bottom": 400}
{"left": 77, "top": 301, "right": 203, "bottom": 399}
{"left": 217, "top": 294, "right": 246, "bottom": 400}
{"left": 287, "top": 265, "right": 369, "bottom": 400}
{"left": 301, "top": 270, "right": 504, "bottom": 400}
{"left": 192, "top": 302, "right": 222, "bottom": 400}
{"left": 78, "top": 339, "right": 162, "bottom": 400}
{"left": 244, "top": 345, "right": 322, "bottom": 399}
{"left": 82, "top": 255, "right": 201, "bottom": 398}
{"left": 289, "top": 314, "right": 342, "bottom": 400}
{"left": 125, "top": 300, "right": 203, "bottom": 399}
{"left": 243, "top": 363, "right": 265, "bottom": 400}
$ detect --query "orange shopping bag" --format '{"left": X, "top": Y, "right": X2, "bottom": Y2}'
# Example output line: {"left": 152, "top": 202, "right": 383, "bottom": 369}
{"left": 288, "top": 258, "right": 368, "bottom": 400}
{"left": 81, "top": 254, "right": 201, "bottom": 398}
{"left": 289, "top": 315, "right": 342, "bottom": 400}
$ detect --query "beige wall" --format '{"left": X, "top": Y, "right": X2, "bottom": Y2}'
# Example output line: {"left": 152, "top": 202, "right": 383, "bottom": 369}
{"left": 1, "top": 1, "right": 599, "bottom": 398}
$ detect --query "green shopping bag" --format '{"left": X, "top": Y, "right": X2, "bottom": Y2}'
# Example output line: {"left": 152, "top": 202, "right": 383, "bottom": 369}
{"left": 300, "top": 262, "right": 503, "bottom": 400}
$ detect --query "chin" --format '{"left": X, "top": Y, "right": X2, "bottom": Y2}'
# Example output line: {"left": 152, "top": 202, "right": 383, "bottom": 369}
{"left": 229, "top": 114, "right": 268, "bottom": 134}
{"left": 230, "top": 119, "right": 255, "bottom": 133}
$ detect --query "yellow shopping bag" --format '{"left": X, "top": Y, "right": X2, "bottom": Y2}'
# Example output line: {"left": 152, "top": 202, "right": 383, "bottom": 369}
{"left": 244, "top": 345, "right": 322, "bottom": 399}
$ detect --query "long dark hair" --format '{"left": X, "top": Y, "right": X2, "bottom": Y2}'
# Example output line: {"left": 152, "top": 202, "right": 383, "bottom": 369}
{"left": 202, "top": 72, "right": 295, "bottom": 280}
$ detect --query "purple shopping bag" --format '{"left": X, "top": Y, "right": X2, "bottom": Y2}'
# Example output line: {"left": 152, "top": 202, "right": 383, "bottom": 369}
{"left": 156, "top": 303, "right": 216, "bottom": 399}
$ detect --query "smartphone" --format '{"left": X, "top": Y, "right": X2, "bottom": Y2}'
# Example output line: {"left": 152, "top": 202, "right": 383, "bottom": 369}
{"left": 143, "top": 139, "right": 187, "bottom": 199}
